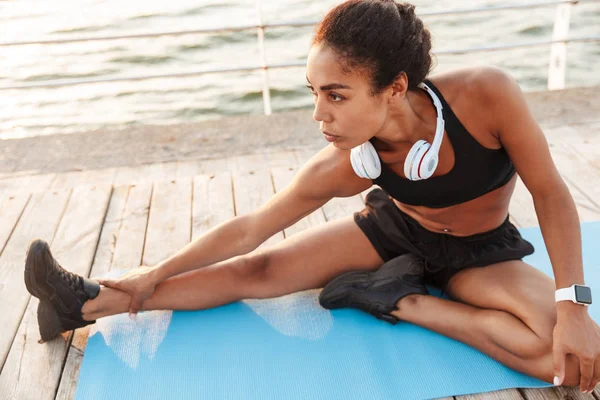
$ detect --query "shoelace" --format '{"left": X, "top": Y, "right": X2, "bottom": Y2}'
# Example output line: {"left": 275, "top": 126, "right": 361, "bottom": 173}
{"left": 53, "top": 263, "right": 84, "bottom": 293}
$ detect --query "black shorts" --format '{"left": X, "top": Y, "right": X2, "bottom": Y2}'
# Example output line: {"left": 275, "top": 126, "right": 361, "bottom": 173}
{"left": 354, "top": 188, "right": 535, "bottom": 295}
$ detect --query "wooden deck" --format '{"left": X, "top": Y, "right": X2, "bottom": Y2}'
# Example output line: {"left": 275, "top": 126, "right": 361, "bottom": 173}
{"left": 0, "top": 121, "right": 599, "bottom": 400}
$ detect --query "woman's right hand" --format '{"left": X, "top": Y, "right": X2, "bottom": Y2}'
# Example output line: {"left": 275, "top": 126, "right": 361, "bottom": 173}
{"left": 96, "top": 266, "right": 161, "bottom": 317}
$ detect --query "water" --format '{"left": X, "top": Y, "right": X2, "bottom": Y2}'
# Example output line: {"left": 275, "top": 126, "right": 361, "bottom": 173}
{"left": 1, "top": 0, "right": 599, "bottom": 140}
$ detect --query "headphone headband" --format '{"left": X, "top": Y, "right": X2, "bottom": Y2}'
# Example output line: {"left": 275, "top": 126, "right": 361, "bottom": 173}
{"left": 417, "top": 82, "right": 445, "bottom": 156}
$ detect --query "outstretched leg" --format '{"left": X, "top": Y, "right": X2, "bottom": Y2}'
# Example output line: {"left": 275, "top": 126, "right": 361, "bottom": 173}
{"left": 57, "top": 216, "right": 383, "bottom": 320}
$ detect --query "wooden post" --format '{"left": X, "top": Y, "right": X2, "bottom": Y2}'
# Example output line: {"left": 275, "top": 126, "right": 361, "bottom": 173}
{"left": 548, "top": 2, "right": 573, "bottom": 90}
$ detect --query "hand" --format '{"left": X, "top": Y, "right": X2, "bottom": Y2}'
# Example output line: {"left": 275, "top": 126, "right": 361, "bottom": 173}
{"left": 97, "top": 266, "right": 160, "bottom": 317}
{"left": 553, "top": 306, "right": 600, "bottom": 393}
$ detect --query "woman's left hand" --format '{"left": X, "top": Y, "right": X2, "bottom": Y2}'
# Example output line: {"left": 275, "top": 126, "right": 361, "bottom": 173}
{"left": 553, "top": 307, "right": 600, "bottom": 393}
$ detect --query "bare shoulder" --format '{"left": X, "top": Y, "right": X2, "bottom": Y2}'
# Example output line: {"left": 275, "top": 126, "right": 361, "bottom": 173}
{"left": 298, "top": 144, "right": 373, "bottom": 199}
{"left": 429, "top": 65, "right": 517, "bottom": 106}
{"left": 428, "top": 66, "right": 521, "bottom": 138}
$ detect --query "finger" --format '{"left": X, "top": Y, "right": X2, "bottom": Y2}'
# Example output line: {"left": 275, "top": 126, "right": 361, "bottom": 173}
{"left": 128, "top": 297, "right": 143, "bottom": 318}
{"left": 97, "top": 278, "right": 116, "bottom": 288}
{"left": 586, "top": 358, "right": 599, "bottom": 394}
{"left": 552, "top": 344, "right": 566, "bottom": 386}
{"left": 579, "top": 356, "right": 594, "bottom": 393}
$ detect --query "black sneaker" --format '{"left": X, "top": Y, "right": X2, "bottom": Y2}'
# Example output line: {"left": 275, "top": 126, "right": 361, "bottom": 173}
{"left": 24, "top": 239, "right": 101, "bottom": 343}
{"left": 318, "top": 253, "right": 428, "bottom": 324}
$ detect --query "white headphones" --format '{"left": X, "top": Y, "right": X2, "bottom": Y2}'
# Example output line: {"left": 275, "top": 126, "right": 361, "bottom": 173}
{"left": 350, "top": 82, "right": 445, "bottom": 181}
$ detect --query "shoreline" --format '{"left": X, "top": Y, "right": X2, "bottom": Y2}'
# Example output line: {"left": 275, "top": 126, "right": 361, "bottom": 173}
{"left": 1, "top": 85, "right": 599, "bottom": 177}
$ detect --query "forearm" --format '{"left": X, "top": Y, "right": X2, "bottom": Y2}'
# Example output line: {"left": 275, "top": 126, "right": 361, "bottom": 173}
{"left": 533, "top": 191, "right": 585, "bottom": 291}
{"left": 149, "top": 215, "right": 259, "bottom": 283}
{"left": 533, "top": 190, "right": 590, "bottom": 316}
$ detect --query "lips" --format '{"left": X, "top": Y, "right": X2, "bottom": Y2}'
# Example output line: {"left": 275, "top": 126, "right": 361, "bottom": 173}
{"left": 322, "top": 131, "right": 339, "bottom": 143}
{"left": 322, "top": 131, "right": 338, "bottom": 137}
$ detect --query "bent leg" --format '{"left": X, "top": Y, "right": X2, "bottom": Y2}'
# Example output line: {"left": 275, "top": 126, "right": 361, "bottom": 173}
{"left": 390, "top": 260, "right": 584, "bottom": 386}
{"left": 82, "top": 215, "right": 383, "bottom": 320}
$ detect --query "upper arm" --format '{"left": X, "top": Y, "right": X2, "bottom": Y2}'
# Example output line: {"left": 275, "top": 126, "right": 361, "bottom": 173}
{"left": 476, "top": 67, "right": 566, "bottom": 199}
{"left": 245, "top": 144, "right": 372, "bottom": 244}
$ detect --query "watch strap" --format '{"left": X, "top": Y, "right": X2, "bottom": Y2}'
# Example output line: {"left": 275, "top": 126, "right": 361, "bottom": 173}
{"left": 555, "top": 285, "right": 576, "bottom": 303}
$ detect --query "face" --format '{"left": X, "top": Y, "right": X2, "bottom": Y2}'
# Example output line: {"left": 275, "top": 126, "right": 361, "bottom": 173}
{"left": 305, "top": 44, "right": 390, "bottom": 150}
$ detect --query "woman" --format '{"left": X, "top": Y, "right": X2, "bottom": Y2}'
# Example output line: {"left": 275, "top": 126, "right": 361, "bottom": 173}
{"left": 25, "top": 0, "right": 599, "bottom": 393}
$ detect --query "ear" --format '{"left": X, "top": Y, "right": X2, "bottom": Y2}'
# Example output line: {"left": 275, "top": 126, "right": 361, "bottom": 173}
{"left": 388, "top": 72, "right": 409, "bottom": 102}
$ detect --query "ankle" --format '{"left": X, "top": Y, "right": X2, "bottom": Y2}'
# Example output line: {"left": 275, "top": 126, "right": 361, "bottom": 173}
{"left": 391, "top": 293, "right": 425, "bottom": 319}
{"left": 81, "top": 287, "right": 131, "bottom": 321}
{"left": 81, "top": 294, "right": 100, "bottom": 321}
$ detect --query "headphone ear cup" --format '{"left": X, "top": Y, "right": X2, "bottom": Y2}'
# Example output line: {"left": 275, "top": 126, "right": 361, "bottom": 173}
{"left": 360, "top": 141, "right": 381, "bottom": 179}
{"left": 350, "top": 142, "right": 381, "bottom": 179}
{"left": 418, "top": 151, "right": 439, "bottom": 180}
{"left": 404, "top": 140, "right": 430, "bottom": 181}
{"left": 350, "top": 146, "right": 368, "bottom": 178}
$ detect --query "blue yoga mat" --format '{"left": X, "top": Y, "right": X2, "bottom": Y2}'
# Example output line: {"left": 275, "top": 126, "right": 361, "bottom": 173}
{"left": 75, "top": 223, "right": 600, "bottom": 400}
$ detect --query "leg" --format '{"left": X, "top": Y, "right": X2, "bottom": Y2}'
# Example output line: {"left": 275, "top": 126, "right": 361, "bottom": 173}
{"left": 82, "top": 216, "right": 384, "bottom": 320}
{"left": 390, "top": 260, "right": 584, "bottom": 386}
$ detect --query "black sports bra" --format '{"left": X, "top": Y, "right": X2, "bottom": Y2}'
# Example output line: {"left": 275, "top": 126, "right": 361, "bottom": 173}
{"left": 371, "top": 79, "right": 516, "bottom": 208}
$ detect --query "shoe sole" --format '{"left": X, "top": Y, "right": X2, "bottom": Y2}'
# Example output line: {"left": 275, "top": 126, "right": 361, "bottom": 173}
{"left": 25, "top": 239, "right": 67, "bottom": 342}
{"left": 24, "top": 239, "right": 52, "bottom": 301}
{"left": 319, "top": 256, "right": 427, "bottom": 311}
{"left": 37, "top": 300, "right": 64, "bottom": 343}
{"left": 319, "top": 271, "right": 379, "bottom": 309}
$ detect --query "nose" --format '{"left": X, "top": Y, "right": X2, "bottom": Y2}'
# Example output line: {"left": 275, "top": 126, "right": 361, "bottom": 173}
{"left": 312, "top": 97, "right": 332, "bottom": 123}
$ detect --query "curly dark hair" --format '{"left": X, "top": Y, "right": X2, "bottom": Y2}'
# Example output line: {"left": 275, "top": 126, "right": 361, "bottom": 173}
{"left": 312, "top": 0, "right": 433, "bottom": 95}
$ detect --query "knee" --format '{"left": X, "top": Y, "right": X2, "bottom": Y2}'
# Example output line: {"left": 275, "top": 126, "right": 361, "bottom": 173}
{"left": 233, "top": 251, "right": 272, "bottom": 295}
{"left": 523, "top": 334, "right": 553, "bottom": 360}
{"left": 515, "top": 313, "right": 556, "bottom": 361}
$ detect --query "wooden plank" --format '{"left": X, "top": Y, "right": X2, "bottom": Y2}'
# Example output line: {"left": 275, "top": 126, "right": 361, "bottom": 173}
{"left": 142, "top": 178, "right": 192, "bottom": 267}
{"left": 233, "top": 169, "right": 283, "bottom": 248}
{"left": 192, "top": 173, "right": 234, "bottom": 241}
{"left": 266, "top": 150, "right": 300, "bottom": 169}
{"left": 0, "top": 193, "right": 30, "bottom": 257}
{"left": 520, "top": 387, "right": 564, "bottom": 399}
{"left": 0, "top": 189, "right": 70, "bottom": 371}
{"left": 176, "top": 160, "right": 203, "bottom": 179}
{"left": 232, "top": 152, "right": 291, "bottom": 175}
{"left": 554, "top": 386, "right": 597, "bottom": 400}
{"left": 271, "top": 166, "right": 327, "bottom": 238}
{"left": 509, "top": 138, "right": 600, "bottom": 228}
{"left": 114, "top": 162, "right": 178, "bottom": 186}
{"left": 0, "top": 184, "right": 111, "bottom": 400}
{"left": 55, "top": 185, "right": 131, "bottom": 400}
{"left": 195, "top": 156, "right": 238, "bottom": 175}
{"left": 294, "top": 149, "right": 317, "bottom": 167}
{"left": 0, "top": 173, "right": 56, "bottom": 195}
{"left": 50, "top": 168, "right": 116, "bottom": 190}
{"left": 192, "top": 150, "right": 297, "bottom": 177}
{"left": 111, "top": 183, "right": 152, "bottom": 270}
{"left": 322, "top": 194, "right": 365, "bottom": 222}
{"left": 553, "top": 123, "right": 600, "bottom": 171}
{"left": 458, "top": 389, "right": 524, "bottom": 399}
{"left": 547, "top": 128, "right": 600, "bottom": 212}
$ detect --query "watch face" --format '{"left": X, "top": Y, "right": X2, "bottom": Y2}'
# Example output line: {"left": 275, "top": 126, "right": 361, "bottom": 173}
{"left": 574, "top": 285, "right": 592, "bottom": 305}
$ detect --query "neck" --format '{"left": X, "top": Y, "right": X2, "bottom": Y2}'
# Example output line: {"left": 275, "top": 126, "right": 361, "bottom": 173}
{"left": 374, "top": 88, "right": 438, "bottom": 152}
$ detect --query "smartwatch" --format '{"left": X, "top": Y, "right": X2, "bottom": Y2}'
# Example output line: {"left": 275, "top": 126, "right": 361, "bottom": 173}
{"left": 555, "top": 284, "right": 592, "bottom": 306}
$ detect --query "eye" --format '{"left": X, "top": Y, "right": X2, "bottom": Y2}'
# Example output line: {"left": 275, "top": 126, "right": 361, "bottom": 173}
{"left": 305, "top": 85, "right": 316, "bottom": 95}
{"left": 329, "top": 93, "right": 343, "bottom": 102}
